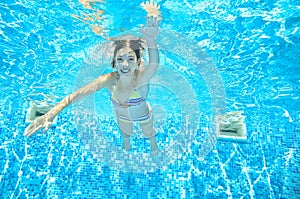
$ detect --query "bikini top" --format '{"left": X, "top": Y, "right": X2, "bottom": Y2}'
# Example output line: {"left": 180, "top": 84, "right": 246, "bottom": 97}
{"left": 110, "top": 89, "right": 146, "bottom": 108}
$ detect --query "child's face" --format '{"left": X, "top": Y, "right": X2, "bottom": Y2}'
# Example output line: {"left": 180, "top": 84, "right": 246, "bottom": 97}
{"left": 115, "top": 47, "right": 139, "bottom": 76}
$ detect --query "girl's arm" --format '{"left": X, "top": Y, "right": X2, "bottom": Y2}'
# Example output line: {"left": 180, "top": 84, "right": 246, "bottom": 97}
{"left": 24, "top": 73, "right": 115, "bottom": 137}
{"left": 139, "top": 16, "right": 160, "bottom": 83}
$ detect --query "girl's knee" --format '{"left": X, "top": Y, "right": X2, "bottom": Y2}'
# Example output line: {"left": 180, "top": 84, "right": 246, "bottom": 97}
{"left": 140, "top": 120, "right": 155, "bottom": 138}
{"left": 140, "top": 121, "right": 155, "bottom": 138}
{"left": 118, "top": 119, "right": 133, "bottom": 136}
{"left": 143, "top": 130, "right": 155, "bottom": 138}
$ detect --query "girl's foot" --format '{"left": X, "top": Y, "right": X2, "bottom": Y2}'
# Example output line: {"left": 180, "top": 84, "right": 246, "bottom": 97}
{"left": 149, "top": 136, "right": 158, "bottom": 155}
{"left": 123, "top": 138, "right": 131, "bottom": 151}
{"left": 151, "top": 148, "right": 159, "bottom": 156}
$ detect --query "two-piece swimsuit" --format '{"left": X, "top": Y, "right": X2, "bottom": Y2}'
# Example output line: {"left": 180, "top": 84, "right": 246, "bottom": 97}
{"left": 110, "top": 75, "right": 152, "bottom": 123}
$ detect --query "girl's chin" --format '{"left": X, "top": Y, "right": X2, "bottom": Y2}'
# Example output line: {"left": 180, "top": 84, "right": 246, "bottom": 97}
{"left": 119, "top": 71, "right": 134, "bottom": 77}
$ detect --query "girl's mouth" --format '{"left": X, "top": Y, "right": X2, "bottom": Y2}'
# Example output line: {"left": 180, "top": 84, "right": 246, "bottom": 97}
{"left": 121, "top": 68, "right": 131, "bottom": 73}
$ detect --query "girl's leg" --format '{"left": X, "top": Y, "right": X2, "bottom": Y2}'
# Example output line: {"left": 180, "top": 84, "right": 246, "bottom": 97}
{"left": 117, "top": 118, "right": 133, "bottom": 150}
{"left": 140, "top": 117, "right": 158, "bottom": 155}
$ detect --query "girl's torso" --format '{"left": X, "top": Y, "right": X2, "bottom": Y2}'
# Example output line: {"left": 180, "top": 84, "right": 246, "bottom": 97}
{"left": 107, "top": 72, "right": 150, "bottom": 119}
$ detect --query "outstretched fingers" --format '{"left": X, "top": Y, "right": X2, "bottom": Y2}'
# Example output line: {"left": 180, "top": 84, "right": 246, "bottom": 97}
{"left": 43, "top": 121, "right": 52, "bottom": 133}
{"left": 24, "top": 123, "right": 43, "bottom": 137}
{"left": 146, "top": 16, "right": 160, "bottom": 27}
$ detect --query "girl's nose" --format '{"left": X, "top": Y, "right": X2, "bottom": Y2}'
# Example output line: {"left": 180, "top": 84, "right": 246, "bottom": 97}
{"left": 122, "top": 60, "right": 129, "bottom": 67}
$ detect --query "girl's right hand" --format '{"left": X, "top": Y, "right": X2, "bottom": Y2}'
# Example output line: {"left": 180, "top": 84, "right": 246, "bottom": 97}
{"left": 24, "top": 113, "right": 54, "bottom": 137}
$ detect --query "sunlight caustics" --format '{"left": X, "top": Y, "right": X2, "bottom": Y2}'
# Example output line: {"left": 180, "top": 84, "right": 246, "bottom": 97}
{"left": 72, "top": 0, "right": 106, "bottom": 37}
{"left": 72, "top": 0, "right": 163, "bottom": 38}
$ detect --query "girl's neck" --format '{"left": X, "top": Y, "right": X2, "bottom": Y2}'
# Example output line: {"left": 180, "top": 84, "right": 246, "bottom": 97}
{"left": 117, "top": 71, "right": 136, "bottom": 88}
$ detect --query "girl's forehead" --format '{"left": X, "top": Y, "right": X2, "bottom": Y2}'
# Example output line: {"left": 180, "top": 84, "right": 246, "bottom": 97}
{"left": 116, "top": 47, "right": 136, "bottom": 56}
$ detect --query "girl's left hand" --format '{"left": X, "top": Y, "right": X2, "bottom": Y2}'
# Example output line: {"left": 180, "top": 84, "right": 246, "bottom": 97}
{"left": 140, "top": 16, "right": 160, "bottom": 41}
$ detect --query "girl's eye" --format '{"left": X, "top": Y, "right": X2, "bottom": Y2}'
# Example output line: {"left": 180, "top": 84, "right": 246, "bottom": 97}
{"left": 117, "top": 58, "right": 123, "bottom": 62}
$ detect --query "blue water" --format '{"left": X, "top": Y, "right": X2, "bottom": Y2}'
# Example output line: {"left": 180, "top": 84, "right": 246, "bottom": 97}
{"left": 1, "top": 0, "right": 299, "bottom": 198}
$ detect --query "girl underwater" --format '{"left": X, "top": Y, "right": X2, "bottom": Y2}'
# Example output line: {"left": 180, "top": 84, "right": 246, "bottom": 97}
{"left": 24, "top": 15, "right": 161, "bottom": 155}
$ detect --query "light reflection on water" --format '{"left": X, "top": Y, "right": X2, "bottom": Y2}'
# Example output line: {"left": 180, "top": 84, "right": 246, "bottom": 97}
{"left": 0, "top": 0, "right": 299, "bottom": 198}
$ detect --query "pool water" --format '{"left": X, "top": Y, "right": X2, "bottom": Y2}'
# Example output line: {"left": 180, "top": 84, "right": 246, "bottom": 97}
{"left": 1, "top": 0, "right": 299, "bottom": 198}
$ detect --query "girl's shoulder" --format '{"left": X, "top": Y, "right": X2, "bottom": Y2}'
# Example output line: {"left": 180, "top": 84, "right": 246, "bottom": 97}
{"left": 103, "top": 71, "right": 118, "bottom": 80}
{"left": 110, "top": 71, "right": 119, "bottom": 81}
{"left": 104, "top": 71, "right": 118, "bottom": 91}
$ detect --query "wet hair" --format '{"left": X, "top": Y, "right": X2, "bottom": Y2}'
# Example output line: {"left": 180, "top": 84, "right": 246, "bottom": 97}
{"left": 111, "top": 39, "right": 145, "bottom": 68}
